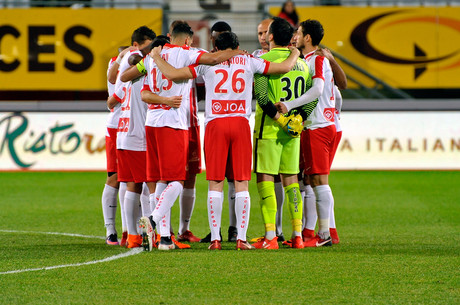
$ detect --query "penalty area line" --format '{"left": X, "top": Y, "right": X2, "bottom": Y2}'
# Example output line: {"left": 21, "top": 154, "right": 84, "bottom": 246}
{"left": 0, "top": 229, "right": 143, "bottom": 275}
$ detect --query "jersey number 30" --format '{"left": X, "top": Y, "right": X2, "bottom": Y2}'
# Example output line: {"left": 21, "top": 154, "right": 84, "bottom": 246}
{"left": 279, "top": 76, "right": 306, "bottom": 102}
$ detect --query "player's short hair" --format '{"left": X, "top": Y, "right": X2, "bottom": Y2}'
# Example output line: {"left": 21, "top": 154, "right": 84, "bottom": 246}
{"left": 171, "top": 22, "right": 194, "bottom": 38}
{"left": 169, "top": 20, "right": 187, "bottom": 33}
{"left": 131, "top": 26, "right": 156, "bottom": 45}
{"left": 151, "top": 35, "right": 170, "bottom": 48}
{"left": 211, "top": 21, "right": 232, "bottom": 33}
{"left": 215, "top": 32, "right": 239, "bottom": 50}
{"left": 268, "top": 17, "right": 293, "bottom": 47}
{"left": 299, "top": 19, "right": 324, "bottom": 46}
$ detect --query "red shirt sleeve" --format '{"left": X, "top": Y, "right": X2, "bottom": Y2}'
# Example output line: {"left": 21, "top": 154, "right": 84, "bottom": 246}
{"left": 312, "top": 56, "right": 325, "bottom": 81}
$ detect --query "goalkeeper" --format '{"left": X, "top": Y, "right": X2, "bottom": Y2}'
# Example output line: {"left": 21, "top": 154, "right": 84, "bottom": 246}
{"left": 252, "top": 17, "right": 317, "bottom": 249}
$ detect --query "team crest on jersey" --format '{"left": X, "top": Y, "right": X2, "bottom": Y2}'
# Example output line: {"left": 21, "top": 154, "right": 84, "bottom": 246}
{"left": 323, "top": 108, "right": 335, "bottom": 122}
{"left": 211, "top": 100, "right": 245, "bottom": 114}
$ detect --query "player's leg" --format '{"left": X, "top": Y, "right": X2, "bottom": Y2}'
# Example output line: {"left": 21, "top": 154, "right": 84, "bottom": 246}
{"left": 145, "top": 126, "right": 160, "bottom": 214}
{"left": 229, "top": 117, "right": 254, "bottom": 250}
{"left": 300, "top": 133, "right": 317, "bottom": 241}
{"left": 274, "top": 174, "right": 285, "bottom": 241}
{"left": 227, "top": 179, "right": 237, "bottom": 242}
{"left": 178, "top": 175, "right": 200, "bottom": 242}
{"left": 281, "top": 174, "right": 304, "bottom": 249}
{"left": 329, "top": 130, "right": 342, "bottom": 244}
{"left": 123, "top": 149, "right": 147, "bottom": 248}
{"left": 303, "top": 175, "right": 317, "bottom": 241}
{"left": 252, "top": 138, "right": 282, "bottom": 249}
{"left": 140, "top": 182, "right": 151, "bottom": 217}
{"left": 226, "top": 148, "right": 237, "bottom": 242}
{"left": 102, "top": 127, "right": 119, "bottom": 245}
{"left": 234, "top": 180, "right": 253, "bottom": 250}
{"left": 208, "top": 180, "right": 224, "bottom": 250}
{"left": 280, "top": 137, "right": 304, "bottom": 248}
{"left": 149, "top": 128, "right": 188, "bottom": 250}
{"left": 124, "top": 181, "right": 143, "bottom": 248}
{"left": 304, "top": 126, "right": 336, "bottom": 247}
{"left": 102, "top": 173, "right": 119, "bottom": 245}
{"left": 204, "top": 119, "right": 230, "bottom": 250}
{"left": 178, "top": 124, "right": 201, "bottom": 242}
{"left": 118, "top": 182, "right": 128, "bottom": 246}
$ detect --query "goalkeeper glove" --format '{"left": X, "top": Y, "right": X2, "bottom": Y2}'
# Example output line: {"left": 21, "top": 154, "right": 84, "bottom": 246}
{"left": 276, "top": 114, "right": 303, "bottom": 137}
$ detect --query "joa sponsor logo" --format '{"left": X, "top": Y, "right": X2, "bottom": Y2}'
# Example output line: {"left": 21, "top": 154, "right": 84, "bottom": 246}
{"left": 211, "top": 100, "right": 245, "bottom": 114}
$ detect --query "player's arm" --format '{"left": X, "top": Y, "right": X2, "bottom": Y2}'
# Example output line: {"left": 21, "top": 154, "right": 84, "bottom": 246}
{"left": 334, "top": 85, "right": 342, "bottom": 119}
{"left": 276, "top": 77, "right": 324, "bottom": 114}
{"left": 150, "top": 49, "right": 194, "bottom": 81}
{"left": 255, "top": 74, "right": 303, "bottom": 136}
{"left": 107, "top": 61, "right": 118, "bottom": 85}
{"left": 316, "top": 48, "right": 347, "bottom": 90}
{"left": 265, "top": 46, "right": 300, "bottom": 74}
{"left": 107, "top": 95, "right": 120, "bottom": 110}
{"left": 254, "top": 74, "right": 281, "bottom": 120}
{"left": 108, "top": 46, "right": 135, "bottom": 84}
{"left": 140, "top": 90, "right": 182, "bottom": 108}
{"left": 198, "top": 49, "right": 245, "bottom": 65}
{"left": 120, "top": 59, "right": 146, "bottom": 82}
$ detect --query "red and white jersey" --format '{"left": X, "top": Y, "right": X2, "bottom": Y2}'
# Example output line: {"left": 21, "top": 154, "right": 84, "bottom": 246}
{"left": 190, "top": 54, "right": 269, "bottom": 126}
{"left": 142, "top": 43, "right": 205, "bottom": 130}
{"left": 252, "top": 49, "right": 267, "bottom": 58}
{"left": 114, "top": 49, "right": 147, "bottom": 151}
{"left": 189, "top": 46, "right": 207, "bottom": 128}
{"left": 106, "top": 56, "right": 122, "bottom": 129}
{"left": 303, "top": 50, "right": 335, "bottom": 130}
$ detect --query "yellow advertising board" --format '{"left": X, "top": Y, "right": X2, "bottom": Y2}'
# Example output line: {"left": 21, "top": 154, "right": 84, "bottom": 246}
{"left": 270, "top": 6, "right": 460, "bottom": 89}
{"left": 0, "top": 9, "right": 162, "bottom": 90}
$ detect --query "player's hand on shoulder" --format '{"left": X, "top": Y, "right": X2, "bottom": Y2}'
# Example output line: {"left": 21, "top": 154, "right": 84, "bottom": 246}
{"left": 234, "top": 49, "right": 247, "bottom": 56}
{"left": 315, "top": 48, "right": 333, "bottom": 61}
{"left": 275, "top": 102, "right": 288, "bottom": 114}
{"left": 288, "top": 46, "right": 300, "bottom": 57}
{"left": 150, "top": 46, "right": 162, "bottom": 58}
{"left": 120, "top": 46, "right": 136, "bottom": 57}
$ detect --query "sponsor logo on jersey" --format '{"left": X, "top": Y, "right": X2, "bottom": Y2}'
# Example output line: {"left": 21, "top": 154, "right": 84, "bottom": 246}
{"left": 211, "top": 100, "right": 245, "bottom": 115}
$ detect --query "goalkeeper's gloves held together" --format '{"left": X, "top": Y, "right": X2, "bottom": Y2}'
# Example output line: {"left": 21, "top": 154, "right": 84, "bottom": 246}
{"left": 276, "top": 114, "right": 303, "bottom": 137}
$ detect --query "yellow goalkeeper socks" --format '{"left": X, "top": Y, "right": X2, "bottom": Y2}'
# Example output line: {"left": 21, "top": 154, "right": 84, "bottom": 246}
{"left": 285, "top": 183, "right": 303, "bottom": 236}
{"left": 257, "top": 181, "right": 277, "bottom": 239}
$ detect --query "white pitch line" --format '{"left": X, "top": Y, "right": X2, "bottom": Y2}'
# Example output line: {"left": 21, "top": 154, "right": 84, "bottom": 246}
{"left": 0, "top": 229, "right": 143, "bottom": 275}
{"left": 0, "top": 229, "right": 106, "bottom": 240}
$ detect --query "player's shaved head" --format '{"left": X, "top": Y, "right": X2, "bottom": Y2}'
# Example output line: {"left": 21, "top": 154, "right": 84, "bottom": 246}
{"left": 257, "top": 18, "right": 272, "bottom": 51}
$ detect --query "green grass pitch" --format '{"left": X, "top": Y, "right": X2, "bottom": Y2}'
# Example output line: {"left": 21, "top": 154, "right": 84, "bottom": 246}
{"left": 0, "top": 171, "right": 459, "bottom": 304}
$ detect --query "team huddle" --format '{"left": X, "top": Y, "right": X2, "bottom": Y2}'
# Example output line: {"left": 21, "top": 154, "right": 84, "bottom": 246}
{"left": 101, "top": 16, "right": 347, "bottom": 251}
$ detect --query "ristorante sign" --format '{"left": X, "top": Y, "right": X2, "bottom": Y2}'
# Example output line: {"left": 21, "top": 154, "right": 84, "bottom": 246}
{"left": 0, "top": 111, "right": 459, "bottom": 171}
